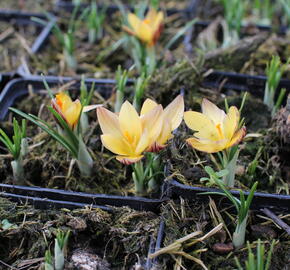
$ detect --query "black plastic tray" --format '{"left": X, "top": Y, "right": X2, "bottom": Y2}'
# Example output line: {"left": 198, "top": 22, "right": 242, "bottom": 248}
{"left": 165, "top": 179, "right": 290, "bottom": 212}
{"left": 203, "top": 71, "right": 290, "bottom": 98}
{"left": 0, "top": 73, "right": 13, "bottom": 92}
{"left": 0, "top": 10, "right": 54, "bottom": 75}
{"left": 0, "top": 188, "right": 163, "bottom": 270}
{"left": 0, "top": 183, "right": 164, "bottom": 212}
{"left": 0, "top": 190, "right": 112, "bottom": 211}
{"left": 0, "top": 76, "right": 116, "bottom": 120}
{"left": 0, "top": 76, "right": 165, "bottom": 212}
{"left": 54, "top": 0, "right": 193, "bottom": 17}
{"left": 192, "top": 20, "right": 288, "bottom": 36}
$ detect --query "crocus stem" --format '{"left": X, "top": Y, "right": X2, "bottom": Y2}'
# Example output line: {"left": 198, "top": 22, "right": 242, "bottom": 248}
{"left": 80, "top": 113, "right": 89, "bottom": 135}
{"left": 132, "top": 161, "right": 146, "bottom": 196}
{"left": 77, "top": 136, "right": 93, "bottom": 177}
{"left": 222, "top": 148, "right": 239, "bottom": 187}
{"left": 114, "top": 89, "right": 124, "bottom": 113}
{"left": 11, "top": 158, "right": 24, "bottom": 184}
{"left": 64, "top": 50, "right": 77, "bottom": 70}
{"left": 146, "top": 45, "right": 156, "bottom": 76}
{"left": 88, "top": 28, "right": 96, "bottom": 44}
{"left": 233, "top": 215, "right": 248, "bottom": 249}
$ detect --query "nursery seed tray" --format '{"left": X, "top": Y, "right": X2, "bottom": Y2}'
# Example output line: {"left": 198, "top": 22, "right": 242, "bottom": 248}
{"left": 165, "top": 179, "right": 290, "bottom": 212}
{"left": 0, "top": 183, "right": 165, "bottom": 212}
{"left": 203, "top": 71, "right": 290, "bottom": 99}
{"left": 0, "top": 10, "right": 54, "bottom": 76}
{"left": 54, "top": 0, "right": 193, "bottom": 17}
{"left": 0, "top": 76, "right": 164, "bottom": 213}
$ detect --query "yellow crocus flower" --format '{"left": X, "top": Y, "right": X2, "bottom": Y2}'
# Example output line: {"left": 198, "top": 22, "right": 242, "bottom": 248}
{"left": 184, "top": 98, "right": 246, "bottom": 153}
{"left": 124, "top": 8, "right": 164, "bottom": 46}
{"left": 52, "top": 92, "right": 82, "bottom": 129}
{"left": 140, "top": 95, "right": 184, "bottom": 151}
{"left": 97, "top": 101, "right": 163, "bottom": 164}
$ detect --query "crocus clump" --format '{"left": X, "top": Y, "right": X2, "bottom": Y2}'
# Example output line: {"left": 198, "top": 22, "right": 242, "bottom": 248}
{"left": 124, "top": 8, "right": 164, "bottom": 46}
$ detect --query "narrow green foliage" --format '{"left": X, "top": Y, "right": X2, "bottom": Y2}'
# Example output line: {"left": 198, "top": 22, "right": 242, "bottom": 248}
{"left": 0, "top": 118, "right": 27, "bottom": 183}
{"left": 87, "top": 1, "right": 106, "bottom": 44}
{"left": 45, "top": 250, "right": 54, "bottom": 270}
{"left": 55, "top": 230, "right": 70, "bottom": 270}
{"left": 235, "top": 239, "right": 276, "bottom": 270}
{"left": 264, "top": 56, "right": 289, "bottom": 116}
{"left": 220, "top": 0, "right": 245, "bottom": 47}
{"left": 133, "top": 73, "right": 149, "bottom": 110}
{"left": 252, "top": 0, "right": 273, "bottom": 25}
{"left": 0, "top": 118, "right": 26, "bottom": 160}
{"left": 132, "top": 153, "right": 164, "bottom": 196}
{"left": 165, "top": 18, "right": 197, "bottom": 51}
{"left": 43, "top": 1, "right": 87, "bottom": 69}
{"left": 114, "top": 66, "right": 129, "bottom": 113}
{"left": 10, "top": 105, "right": 93, "bottom": 177}
{"left": 79, "top": 76, "right": 95, "bottom": 134}
{"left": 201, "top": 166, "right": 258, "bottom": 248}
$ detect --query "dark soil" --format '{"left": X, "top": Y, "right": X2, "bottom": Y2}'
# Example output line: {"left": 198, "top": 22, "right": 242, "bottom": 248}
{"left": 24, "top": 12, "right": 188, "bottom": 78}
{"left": 0, "top": 0, "right": 55, "bottom": 13}
{"left": 0, "top": 197, "right": 160, "bottom": 269}
{"left": 0, "top": 22, "right": 40, "bottom": 73}
{"left": 155, "top": 199, "right": 290, "bottom": 269}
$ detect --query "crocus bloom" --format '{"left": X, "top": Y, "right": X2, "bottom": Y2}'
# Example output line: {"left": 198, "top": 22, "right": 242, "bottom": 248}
{"left": 124, "top": 8, "right": 164, "bottom": 46}
{"left": 97, "top": 101, "right": 163, "bottom": 164}
{"left": 52, "top": 92, "right": 82, "bottom": 129}
{"left": 184, "top": 99, "right": 246, "bottom": 153}
{"left": 140, "top": 95, "right": 184, "bottom": 151}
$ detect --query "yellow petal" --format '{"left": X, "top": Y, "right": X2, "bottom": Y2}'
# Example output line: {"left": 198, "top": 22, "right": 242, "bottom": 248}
{"left": 145, "top": 8, "right": 157, "bottom": 24}
{"left": 156, "top": 120, "right": 172, "bottom": 146}
{"left": 119, "top": 101, "right": 142, "bottom": 146}
{"left": 226, "top": 127, "right": 246, "bottom": 149}
{"left": 97, "top": 107, "right": 121, "bottom": 137}
{"left": 164, "top": 95, "right": 184, "bottom": 131}
{"left": 83, "top": 104, "right": 102, "bottom": 112}
{"left": 101, "top": 134, "right": 133, "bottom": 156}
{"left": 135, "top": 128, "right": 150, "bottom": 154}
{"left": 223, "top": 106, "right": 239, "bottom": 140}
{"left": 152, "top": 11, "right": 164, "bottom": 32}
{"left": 116, "top": 155, "right": 143, "bottom": 165}
{"left": 128, "top": 13, "right": 153, "bottom": 44}
{"left": 63, "top": 99, "right": 82, "bottom": 128}
{"left": 141, "top": 105, "right": 163, "bottom": 145}
{"left": 201, "top": 98, "right": 226, "bottom": 125}
{"left": 56, "top": 92, "right": 72, "bottom": 112}
{"left": 140, "top": 98, "right": 158, "bottom": 115}
{"left": 186, "top": 137, "right": 226, "bottom": 153}
{"left": 184, "top": 111, "right": 220, "bottom": 141}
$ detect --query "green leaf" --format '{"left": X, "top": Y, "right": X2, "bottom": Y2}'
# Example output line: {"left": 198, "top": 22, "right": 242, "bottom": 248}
{"left": 10, "top": 107, "right": 78, "bottom": 157}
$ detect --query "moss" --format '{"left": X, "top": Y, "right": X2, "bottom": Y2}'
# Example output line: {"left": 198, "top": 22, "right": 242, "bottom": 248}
{"left": 0, "top": 198, "right": 160, "bottom": 268}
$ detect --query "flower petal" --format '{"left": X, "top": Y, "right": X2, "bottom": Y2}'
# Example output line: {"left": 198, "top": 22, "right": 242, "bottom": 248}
{"left": 119, "top": 101, "right": 142, "bottom": 145}
{"left": 97, "top": 107, "right": 121, "bottom": 137}
{"left": 186, "top": 137, "right": 226, "bottom": 153}
{"left": 128, "top": 13, "right": 152, "bottom": 44}
{"left": 227, "top": 127, "right": 246, "bottom": 149}
{"left": 164, "top": 95, "right": 184, "bottom": 131}
{"left": 101, "top": 134, "right": 133, "bottom": 156}
{"left": 184, "top": 111, "right": 219, "bottom": 140}
{"left": 116, "top": 155, "right": 143, "bottom": 165}
{"left": 63, "top": 99, "right": 82, "bottom": 128}
{"left": 156, "top": 120, "right": 172, "bottom": 146}
{"left": 141, "top": 104, "right": 163, "bottom": 145}
{"left": 140, "top": 98, "right": 158, "bottom": 115}
{"left": 201, "top": 98, "right": 226, "bottom": 125}
{"left": 223, "top": 106, "right": 239, "bottom": 140}
{"left": 135, "top": 128, "right": 150, "bottom": 154}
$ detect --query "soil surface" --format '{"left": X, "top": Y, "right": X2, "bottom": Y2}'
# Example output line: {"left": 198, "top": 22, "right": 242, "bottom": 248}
{"left": 0, "top": 197, "right": 160, "bottom": 269}
{"left": 155, "top": 199, "right": 290, "bottom": 269}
